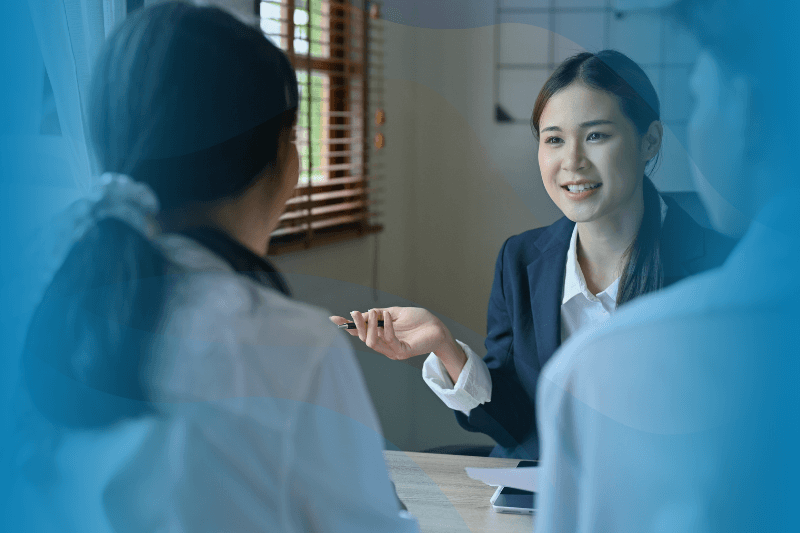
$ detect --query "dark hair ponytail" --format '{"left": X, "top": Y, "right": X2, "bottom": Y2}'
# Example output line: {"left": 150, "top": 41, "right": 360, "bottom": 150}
{"left": 617, "top": 175, "right": 663, "bottom": 305}
{"left": 23, "top": 220, "right": 165, "bottom": 428}
{"left": 531, "top": 50, "right": 664, "bottom": 305}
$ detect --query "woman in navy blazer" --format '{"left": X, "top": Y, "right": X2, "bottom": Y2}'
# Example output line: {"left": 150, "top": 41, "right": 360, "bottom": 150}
{"left": 333, "top": 51, "right": 735, "bottom": 459}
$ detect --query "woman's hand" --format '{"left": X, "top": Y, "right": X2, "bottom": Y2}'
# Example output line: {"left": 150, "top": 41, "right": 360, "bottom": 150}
{"left": 329, "top": 307, "right": 467, "bottom": 381}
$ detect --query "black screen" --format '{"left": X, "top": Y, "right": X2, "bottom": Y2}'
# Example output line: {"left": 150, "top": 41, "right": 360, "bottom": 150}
{"left": 494, "top": 487, "right": 535, "bottom": 509}
{"left": 494, "top": 460, "right": 537, "bottom": 510}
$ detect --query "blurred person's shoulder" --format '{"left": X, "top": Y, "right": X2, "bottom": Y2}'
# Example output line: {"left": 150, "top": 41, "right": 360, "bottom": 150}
{"left": 538, "top": 263, "right": 754, "bottom": 440}
{"left": 157, "top": 234, "right": 336, "bottom": 335}
{"left": 149, "top": 234, "right": 348, "bottom": 400}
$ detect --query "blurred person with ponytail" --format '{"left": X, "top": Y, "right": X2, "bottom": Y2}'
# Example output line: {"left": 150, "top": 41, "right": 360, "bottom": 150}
{"left": 332, "top": 50, "right": 734, "bottom": 460}
{"left": 10, "top": 2, "right": 418, "bottom": 531}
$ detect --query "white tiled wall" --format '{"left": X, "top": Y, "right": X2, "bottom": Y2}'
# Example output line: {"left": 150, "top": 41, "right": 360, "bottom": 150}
{"left": 608, "top": 12, "right": 661, "bottom": 65}
{"left": 555, "top": 0, "right": 607, "bottom": 7}
{"left": 495, "top": 0, "right": 699, "bottom": 190}
{"left": 553, "top": 12, "right": 606, "bottom": 62}
{"left": 500, "top": 0, "right": 550, "bottom": 8}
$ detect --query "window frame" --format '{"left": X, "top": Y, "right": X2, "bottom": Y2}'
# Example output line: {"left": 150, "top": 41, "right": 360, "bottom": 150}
{"left": 258, "top": 0, "right": 383, "bottom": 255}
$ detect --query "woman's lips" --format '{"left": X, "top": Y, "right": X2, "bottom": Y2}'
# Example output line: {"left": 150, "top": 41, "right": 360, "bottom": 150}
{"left": 562, "top": 182, "right": 601, "bottom": 200}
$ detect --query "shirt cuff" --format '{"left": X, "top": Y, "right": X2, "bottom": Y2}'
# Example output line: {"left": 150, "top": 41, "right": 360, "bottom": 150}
{"left": 421, "top": 340, "right": 492, "bottom": 415}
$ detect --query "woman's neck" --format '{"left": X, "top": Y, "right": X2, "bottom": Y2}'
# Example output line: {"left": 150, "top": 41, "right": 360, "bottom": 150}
{"left": 202, "top": 199, "right": 273, "bottom": 256}
{"left": 158, "top": 181, "right": 277, "bottom": 257}
{"left": 576, "top": 202, "right": 644, "bottom": 296}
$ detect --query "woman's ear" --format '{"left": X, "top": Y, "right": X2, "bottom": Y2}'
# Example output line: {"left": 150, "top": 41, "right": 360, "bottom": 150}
{"left": 275, "top": 127, "right": 299, "bottom": 192}
{"left": 642, "top": 120, "right": 663, "bottom": 162}
{"left": 251, "top": 127, "right": 298, "bottom": 209}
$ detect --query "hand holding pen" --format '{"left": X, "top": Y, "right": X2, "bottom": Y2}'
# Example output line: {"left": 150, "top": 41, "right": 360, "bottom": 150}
{"left": 329, "top": 307, "right": 466, "bottom": 369}
{"left": 338, "top": 321, "right": 384, "bottom": 330}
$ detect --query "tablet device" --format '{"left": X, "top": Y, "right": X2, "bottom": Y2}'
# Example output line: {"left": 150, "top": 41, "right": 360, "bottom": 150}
{"left": 489, "top": 460, "right": 536, "bottom": 514}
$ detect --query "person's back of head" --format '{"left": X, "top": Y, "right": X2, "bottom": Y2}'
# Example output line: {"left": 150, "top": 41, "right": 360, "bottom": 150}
{"left": 670, "top": 0, "right": 800, "bottom": 235}
{"left": 23, "top": 0, "right": 298, "bottom": 429}
{"left": 90, "top": 0, "right": 298, "bottom": 209}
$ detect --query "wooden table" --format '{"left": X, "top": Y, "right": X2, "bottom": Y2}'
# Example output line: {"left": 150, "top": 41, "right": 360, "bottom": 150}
{"left": 384, "top": 451, "right": 534, "bottom": 533}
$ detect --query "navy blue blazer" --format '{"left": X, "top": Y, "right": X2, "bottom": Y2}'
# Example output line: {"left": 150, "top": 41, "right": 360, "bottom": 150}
{"left": 454, "top": 196, "right": 737, "bottom": 459}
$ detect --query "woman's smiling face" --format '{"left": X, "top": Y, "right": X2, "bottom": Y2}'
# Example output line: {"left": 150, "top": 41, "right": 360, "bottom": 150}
{"left": 538, "top": 82, "right": 654, "bottom": 224}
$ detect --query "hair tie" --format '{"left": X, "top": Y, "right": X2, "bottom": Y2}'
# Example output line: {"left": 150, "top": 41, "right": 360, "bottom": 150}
{"left": 23, "top": 174, "right": 161, "bottom": 320}
{"left": 90, "top": 173, "right": 160, "bottom": 238}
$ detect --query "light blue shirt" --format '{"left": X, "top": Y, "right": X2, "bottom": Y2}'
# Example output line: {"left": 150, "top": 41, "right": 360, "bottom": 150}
{"left": 535, "top": 195, "right": 800, "bottom": 532}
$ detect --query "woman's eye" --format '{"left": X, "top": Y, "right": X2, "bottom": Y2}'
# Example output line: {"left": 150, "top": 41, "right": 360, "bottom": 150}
{"left": 587, "top": 132, "right": 609, "bottom": 141}
{"left": 544, "top": 136, "right": 563, "bottom": 145}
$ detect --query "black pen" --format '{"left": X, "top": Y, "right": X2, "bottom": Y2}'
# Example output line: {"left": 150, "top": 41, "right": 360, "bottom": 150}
{"left": 338, "top": 320, "right": 384, "bottom": 329}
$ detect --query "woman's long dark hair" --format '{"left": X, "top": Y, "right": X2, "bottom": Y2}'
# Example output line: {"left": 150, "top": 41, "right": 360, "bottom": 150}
{"left": 22, "top": 1, "right": 298, "bottom": 429}
{"left": 531, "top": 50, "right": 663, "bottom": 306}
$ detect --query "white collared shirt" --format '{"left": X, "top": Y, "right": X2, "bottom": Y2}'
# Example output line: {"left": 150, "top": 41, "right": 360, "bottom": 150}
{"left": 423, "top": 199, "right": 667, "bottom": 415}
{"left": 560, "top": 224, "right": 620, "bottom": 342}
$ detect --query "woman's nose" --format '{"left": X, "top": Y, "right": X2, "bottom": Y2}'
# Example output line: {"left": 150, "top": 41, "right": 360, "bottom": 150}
{"left": 561, "top": 141, "right": 587, "bottom": 172}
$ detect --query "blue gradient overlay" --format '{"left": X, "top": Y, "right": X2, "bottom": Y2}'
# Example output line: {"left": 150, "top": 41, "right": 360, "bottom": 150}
{"left": 3, "top": 0, "right": 800, "bottom": 531}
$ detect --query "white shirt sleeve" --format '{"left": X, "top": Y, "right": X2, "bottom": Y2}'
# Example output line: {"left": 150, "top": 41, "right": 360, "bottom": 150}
{"left": 288, "top": 334, "right": 420, "bottom": 533}
{"left": 421, "top": 340, "right": 492, "bottom": 415}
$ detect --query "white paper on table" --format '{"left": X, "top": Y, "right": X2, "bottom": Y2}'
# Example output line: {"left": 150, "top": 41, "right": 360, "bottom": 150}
{"left": 464, "top": 466, "right": 538, "bottom": 492}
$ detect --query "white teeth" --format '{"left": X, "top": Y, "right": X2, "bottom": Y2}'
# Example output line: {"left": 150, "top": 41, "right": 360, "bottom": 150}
{"left": 566, "top": 183, "right": 600, "bottom": 193}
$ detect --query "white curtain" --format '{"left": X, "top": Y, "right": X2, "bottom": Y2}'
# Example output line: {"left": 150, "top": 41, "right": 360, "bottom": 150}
{"left": 26, "top": 0, "right": 127, "bottom": 190}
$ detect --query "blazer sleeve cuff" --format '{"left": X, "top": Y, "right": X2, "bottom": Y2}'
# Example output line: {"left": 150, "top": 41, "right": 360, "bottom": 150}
{"left": 422, "top": 340, "right": 492, "bottom": 415}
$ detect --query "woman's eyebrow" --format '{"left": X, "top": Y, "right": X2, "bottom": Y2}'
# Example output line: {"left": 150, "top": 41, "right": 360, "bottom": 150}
{"left": 541, "top": 119, "right": 614, "bottom": 133}
{"left": 580, "top": 119, "right": 614, "bottom": 128}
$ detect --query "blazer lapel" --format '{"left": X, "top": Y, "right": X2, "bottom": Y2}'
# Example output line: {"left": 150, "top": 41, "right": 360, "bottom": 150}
{"left": 527, "top": 218, "right": 573, "bottom": 369}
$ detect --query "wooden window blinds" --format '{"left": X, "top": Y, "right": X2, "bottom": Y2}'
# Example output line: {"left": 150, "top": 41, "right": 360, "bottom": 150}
{"left": 257, "top": 0, "right": 385, "bottom": 254}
